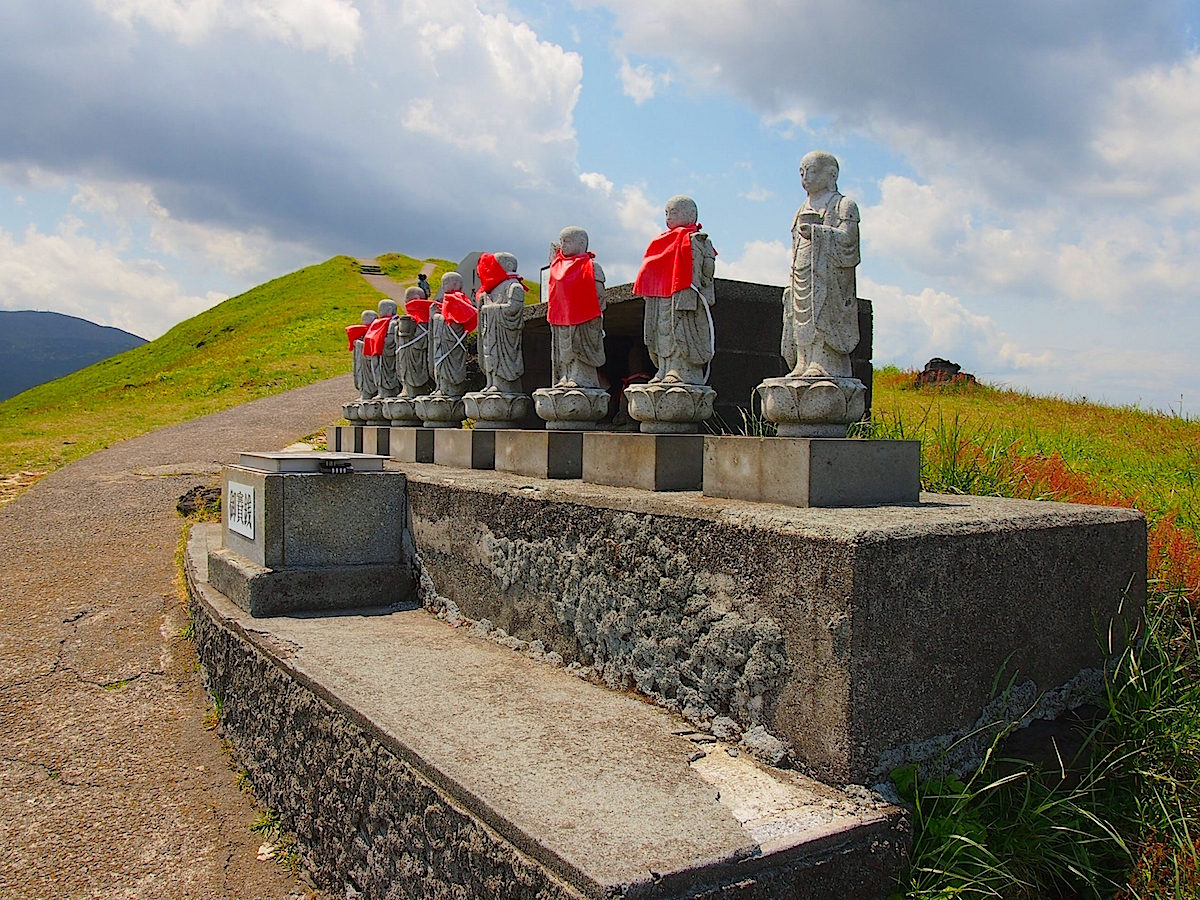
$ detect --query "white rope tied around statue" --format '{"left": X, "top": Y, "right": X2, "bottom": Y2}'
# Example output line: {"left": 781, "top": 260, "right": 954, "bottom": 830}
{"left": 395, "top": 322, "right": 428, "bottom": 352}
{"left": 694, "top": 283, "right": 716, "bottom": 384}
{"left": 433, "top": 324, "right": 470, "bottom": 369}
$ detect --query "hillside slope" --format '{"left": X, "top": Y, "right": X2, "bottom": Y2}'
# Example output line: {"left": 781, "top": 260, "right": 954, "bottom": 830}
{"left": 0, "top": 254, "right": 450, "bottom": 497}
{"left": 0, "top": 311, "right": 148, "bottom": 402}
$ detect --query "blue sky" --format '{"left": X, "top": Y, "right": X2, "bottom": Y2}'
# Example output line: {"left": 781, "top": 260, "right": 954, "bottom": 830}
{"left": 1, "top": 1, "right": 1199, "bottom": 412}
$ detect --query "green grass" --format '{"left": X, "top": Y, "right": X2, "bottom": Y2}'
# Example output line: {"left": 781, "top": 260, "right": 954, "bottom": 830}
{"left": 867, "top": 367, "right": 1200, "bottom": 900}
{"left": 0, "top": 253, "right": 450, "bottom": 502}
{"left": 375, "top": 251, "right": 542, "bottom": 304}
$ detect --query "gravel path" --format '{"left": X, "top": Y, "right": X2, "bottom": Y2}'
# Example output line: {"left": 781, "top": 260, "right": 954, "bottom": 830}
{"left": 0, "top": 375, "right": 352, "bottom": 899}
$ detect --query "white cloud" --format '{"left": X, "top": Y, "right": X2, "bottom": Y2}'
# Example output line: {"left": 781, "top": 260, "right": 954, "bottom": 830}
{"left": 617, "top": 54, "right": 670, "bottom": 104}
{"left": 715, "top": 239, "right": 789, "bottom": 286}
{"left": 739, "top": 186, "right": 772, "bottom": 202}
{"left": 0, "top": 217, "right": 227, "bottom": 339}
{"left": 579, "top": 171, "right": 614, "bottom": 196}
{"left": 392, "top": 3, "right": 582, "bottom": 170}
{"left": 93, "top": 0, "right": 363, "bottom": 59}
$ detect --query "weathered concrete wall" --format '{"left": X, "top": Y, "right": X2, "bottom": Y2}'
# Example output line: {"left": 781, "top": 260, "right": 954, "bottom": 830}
{"left": 186, "top": 528, "right": 910, "bottom": 900}
{"left": 189, "top": 586, "right": 585, "bottom": 900}
{"left": 400, "top": 465, "right": 1145, "bottom": 784}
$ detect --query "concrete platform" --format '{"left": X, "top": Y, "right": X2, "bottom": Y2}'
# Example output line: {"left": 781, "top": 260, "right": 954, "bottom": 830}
{"left": 327, "top": 424, "right": 364, "bottom": 453}
{"left": 434, "top": 428, "right": 496, "bottom": 470}
{"left": 583, "top": 432, "right": 704, "bottom": 491}
{"left": 392, "top": 461, "right": 1145, "bottom": 783}
{"left": 386, "top": 426, "right": 434, "bottom": 464}
{"left": 495, "top": 430, "right": 584, "bottom": 479}
{"left": 186, "top": 526, "right": 908, "bottom": 899}
{"left": 703, "top": 436, "right": 921, "bottom": 507}
{"left": 212, "top": 465, "right": 415, "bottom": 616}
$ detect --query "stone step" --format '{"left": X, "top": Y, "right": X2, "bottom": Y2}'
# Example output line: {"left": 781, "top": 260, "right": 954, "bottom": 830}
{"left": 359, "top": 264, "right": 385, "bottom": 275}
{"left": 186, "top": 525, "right": 907, "bottom": 899}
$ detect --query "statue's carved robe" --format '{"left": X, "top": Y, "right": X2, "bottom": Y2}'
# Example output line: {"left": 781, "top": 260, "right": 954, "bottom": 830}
{"left": 641, "top": 232, "right": 716, "bottom": 381}
{"left": 478, "top": 279, "right": 525, "bottom": 389}
{"left": 782, "top": 192, "right": 860, "bottom": 373}
{"left": 378, "top": 317, "right": 401, "bottom": 397}
{"left": 353, "top": 339, "right": 378, "bottom": 400}
{"left": 396, "top": 317, "right": 431, "bottom": 398}
{"left": 429, "top": 311, "right": 469, "bottom": 395}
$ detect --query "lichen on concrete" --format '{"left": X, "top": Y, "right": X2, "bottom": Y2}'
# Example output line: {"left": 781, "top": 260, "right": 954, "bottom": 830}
{"left": 482, "top": 511, "right": 790, "bottom": 733}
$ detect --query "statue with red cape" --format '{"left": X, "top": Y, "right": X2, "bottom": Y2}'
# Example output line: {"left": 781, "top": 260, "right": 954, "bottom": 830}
{"left": 627, "top": 195, "right": 718, "bottom": 433}
{"left": 463, "top": 252, "right": 532, "bottom": 429}
{"left": 532, "top": 227, "right": 611, "bottom": 429}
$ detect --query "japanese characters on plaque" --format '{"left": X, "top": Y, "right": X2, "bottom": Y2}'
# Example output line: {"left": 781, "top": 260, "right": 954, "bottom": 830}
{"left": 227, "top": 481, "right": 255, "bottom": 540}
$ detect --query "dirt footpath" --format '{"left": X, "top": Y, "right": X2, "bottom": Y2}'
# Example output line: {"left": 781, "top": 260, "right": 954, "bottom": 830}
{"left": 0, "top": 376, "right": 352, "bottom": 899}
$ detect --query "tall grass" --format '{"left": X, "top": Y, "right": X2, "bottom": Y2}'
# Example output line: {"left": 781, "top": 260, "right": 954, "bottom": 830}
{"left": 870, "top": 370, "right": 1200, "bottom": 899}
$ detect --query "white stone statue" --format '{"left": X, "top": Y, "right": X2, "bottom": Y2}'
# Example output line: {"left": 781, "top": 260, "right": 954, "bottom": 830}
{"left": 376, "top": 299, "right": 401, "bottom": 399}
{"left": 548, "top": 227, "right": 606, "bottom": 389}
{"left": 532, "top": 227, "right": 610, "bottom": 429}
{"left": 428, "top": 271, "right": 474, "bottom": 397}
{"left": 352, "top": 309, "right": 378, "bottom": 401}
{"left": 782, "top": 150, "right": 860, "bottom": 378}
{"left": 416, "top": 272, "right": 478, "bottom": 427}
{"left": 637, "top": 196, "right": 716, "bottom": 386}
{"left": 477, "top": 252, "right": 526, "bottom": 394}
{"left": 397, "top": 286, "right": 432, "bottom": 399}
{"left": 757, "top": 151, "right": 866, "bottom": 437}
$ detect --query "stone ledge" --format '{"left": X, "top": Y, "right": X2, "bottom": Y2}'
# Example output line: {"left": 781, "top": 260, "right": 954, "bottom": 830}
{"left": 186, "top": 524, "right": 909, "bottom": 900}
{"left": 389, "top": 462, "right": 1145, "bottom": 783}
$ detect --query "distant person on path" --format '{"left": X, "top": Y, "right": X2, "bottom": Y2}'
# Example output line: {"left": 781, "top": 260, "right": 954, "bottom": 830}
{"left": 417, "top": 272, "right": 432, "bottom": 298}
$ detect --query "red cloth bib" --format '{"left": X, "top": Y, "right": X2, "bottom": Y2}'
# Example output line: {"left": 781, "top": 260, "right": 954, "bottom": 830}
{"left": 476, "top": 252, "right": 527, "bottom": 299}
{"left": 547, "top": 251, "right": 601, "bottom": 326}
{"left": 345, "top": 323, "right": 369, "bottom": 351}
{"left": 439, "top": 290, "right": 479, "bottom": 333}
{"left": 404, "top": 298, "right": 432, "bottom": 324}
{"left": 634, "top": 224, "right": 699, "bottom": 298}
{"left": 361, "top": 315, "right": 393, "bottom": 357}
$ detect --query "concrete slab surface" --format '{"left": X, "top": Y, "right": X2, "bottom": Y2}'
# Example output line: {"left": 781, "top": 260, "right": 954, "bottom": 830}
{"left": 188, "top": 525, "right": 906, "bottom": 898}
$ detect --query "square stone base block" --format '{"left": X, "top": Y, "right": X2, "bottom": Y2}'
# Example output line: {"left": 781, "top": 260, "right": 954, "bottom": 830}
{"left": 494, "top": 430, "right": 583, "bottom": 479}
{"left": 207, "top": 545, "right": 409, "bottom": 616}
{"left": 704, "top": 436, "right": 921, "bottom": 507}
{"left": 583, "top": 432, "right": 704, "bottom": 491}
{"left": 388, "top": 427, "right": 434, "bottom": 464}
{"left": 434, "top": 429, "right": 495, "bottom": 470}
{"left": 327, "top": 424, "right": 364, "bottom": 453}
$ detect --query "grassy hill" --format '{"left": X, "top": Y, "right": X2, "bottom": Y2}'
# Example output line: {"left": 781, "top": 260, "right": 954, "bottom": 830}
{"left": 0, "top": 254, "right": 452, "bottom": 502}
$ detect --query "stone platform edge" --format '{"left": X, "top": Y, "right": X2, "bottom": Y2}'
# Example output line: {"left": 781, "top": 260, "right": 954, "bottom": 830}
{"left": 184, "top": 526, "right": 909, "bottom": 900}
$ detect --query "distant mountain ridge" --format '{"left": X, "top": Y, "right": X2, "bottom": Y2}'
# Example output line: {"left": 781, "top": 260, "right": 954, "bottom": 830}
{"left": 0, "top": 310, "right": 147, "bottom": 402}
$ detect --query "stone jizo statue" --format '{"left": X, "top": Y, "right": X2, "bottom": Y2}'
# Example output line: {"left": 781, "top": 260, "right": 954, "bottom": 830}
{"left": 463, "top": 252, "right": 532, "bottom": 429}
{"left": 476, "top": 252, "right": 526, "bottom": 394}
{"left": 428, "top": 271, "right": 477, "bottom": 398}
{"left": 634, "top": 195, "right": 716, "bottom": 386}
{"left": 547, "top": 227, "right": 606, "bottom": 389}
{"left": 397, "top": 286, "right": 433, "bottom": 399}
{"left": 532, "top": 227, "right": 610, "bottom": 429}
{"left": 783, "top": 150, "right": 860, "bottom": 378}
{"left": 374, "top": 299, "right": 401, "bottom": 399}
{"left": 757, "top": 151, "right": 866, "bottom": 437}
{"left": 350, "top": 309, "right": 379, "bottom": 401}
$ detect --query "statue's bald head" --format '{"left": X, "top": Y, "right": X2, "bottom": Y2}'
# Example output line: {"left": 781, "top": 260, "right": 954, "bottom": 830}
{"left": 404, "top": 286, "right": 425, "bottom": 302}
{"left": 559, "top": 227, "right": 589, "bottom": 256}
{"left": 441, "top": 271, "right": 464, "bottom": 293}
{"left": 664, "top": 195, "right": 698, "bottom": 228}
{"left": 800, "top": 151, "right": 839, "bottom": 192}
{"left": 495, "top": 252, "right": 518, "bottom": 273}
{"left": 378, "top": 299, "right": 398, "bottom": 317}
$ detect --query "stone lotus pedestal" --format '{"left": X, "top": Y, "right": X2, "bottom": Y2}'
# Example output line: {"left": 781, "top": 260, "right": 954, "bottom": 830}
{"left": 532, "top": 386, "right": 610, "bottom": 431}
{"left": 381, "top": 397, "right": 422, "bottom": 426}
{"left": 757, "top": 376, "right": 867, "bottom": 438}
{"left": 415, "top": 394, "right": 466, "bottom": 428}
{"left": 625, "top": 383, "right": 716, "bottom": 434}
{"left": 343, "top": 399, "right": 388, "bottom": 426}
{"left": 463, "top": 392, "right": 531, "bottom": 430}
